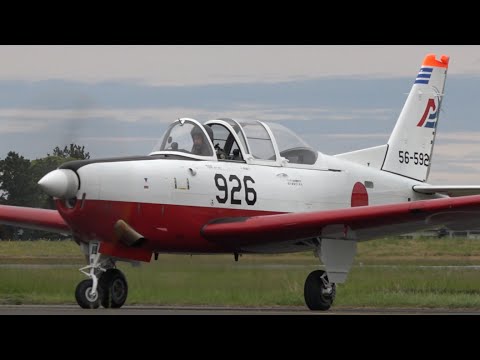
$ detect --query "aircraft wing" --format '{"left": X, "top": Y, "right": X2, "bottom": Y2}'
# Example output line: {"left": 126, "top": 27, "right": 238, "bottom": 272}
{"left": 202, "top": 195, "right": 480, "bottom": 248}
{"left": 0, "top": 205, "right": 70, "bottom": 235}
{"left": 413, "top": 185, "right": 480, "bottom": 197}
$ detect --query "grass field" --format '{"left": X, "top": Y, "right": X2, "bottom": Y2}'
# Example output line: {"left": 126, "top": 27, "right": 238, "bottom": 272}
{"left": 1, "top": 238, "right": 480, "bottom": 308}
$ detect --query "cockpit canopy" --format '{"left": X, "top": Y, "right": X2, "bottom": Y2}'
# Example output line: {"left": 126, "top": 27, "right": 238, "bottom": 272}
{"left": 266, "top": 121, "right": 318, "bottom": 165}
{"left": 150, "top": 117, "right": 319, "bottom": 166}
{"left": 152, "top": 118, "right": 216, "bottom": 159}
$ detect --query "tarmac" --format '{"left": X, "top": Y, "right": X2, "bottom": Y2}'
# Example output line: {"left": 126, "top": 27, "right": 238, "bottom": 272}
{"left": 0, "top": 305, "right": 478, "bottom": 315}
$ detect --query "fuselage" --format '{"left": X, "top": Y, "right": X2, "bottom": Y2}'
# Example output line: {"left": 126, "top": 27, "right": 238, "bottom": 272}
{"left": 55, "top": 152, "right": 440, "bottom": 254}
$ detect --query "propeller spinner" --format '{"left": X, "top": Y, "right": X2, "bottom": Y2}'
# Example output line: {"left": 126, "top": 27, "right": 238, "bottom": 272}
{"left": 38, "top": 169, "right": 79, "bottom": 199}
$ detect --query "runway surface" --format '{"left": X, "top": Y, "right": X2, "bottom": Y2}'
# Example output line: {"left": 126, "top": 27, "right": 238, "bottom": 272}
{"left": 0, "top": 305, "right": 479, "bottom": 315}
{"left": 3, "top": 264, "right": 480, "bottom": 269}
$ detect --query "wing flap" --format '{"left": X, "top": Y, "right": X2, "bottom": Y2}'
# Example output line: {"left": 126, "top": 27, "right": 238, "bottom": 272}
{"left": 202, "top": 195, "right": 480, "bottom": 247}
{"left": 0, "top": 205, "right": 70, "bottom": 234}
{"left": 413, "top": 185, "right": 480, "bottom": 197}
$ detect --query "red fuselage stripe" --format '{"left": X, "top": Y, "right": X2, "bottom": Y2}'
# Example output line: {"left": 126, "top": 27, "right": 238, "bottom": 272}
{"left": 56, "top": 199, "right": 279, "bottom": 253}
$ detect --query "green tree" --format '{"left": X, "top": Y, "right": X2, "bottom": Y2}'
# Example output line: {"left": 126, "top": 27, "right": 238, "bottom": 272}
{"left": 0, "top": 151, "right": 36, "bottom": 239}
{"left": 50, "top": 144, "right": 90, "bottom": 160}
{"left": 0, "top": 151, "right": 36, "bottom": 206}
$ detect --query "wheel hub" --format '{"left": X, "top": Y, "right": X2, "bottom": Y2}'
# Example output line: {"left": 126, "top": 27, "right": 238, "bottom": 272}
{"left": 111, "top": 279, "right": 126, "bottom": 301}
{"left": 85, "top": 287, "right": 99, "bottom": 302}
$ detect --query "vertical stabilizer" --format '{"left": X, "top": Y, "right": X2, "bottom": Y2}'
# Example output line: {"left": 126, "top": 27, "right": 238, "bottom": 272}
{"left": 381, "top": 53, "right": 449, "bottom": 182}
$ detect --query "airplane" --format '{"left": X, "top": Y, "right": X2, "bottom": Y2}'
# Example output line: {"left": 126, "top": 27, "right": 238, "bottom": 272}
{"left": 1, "top": 52, "right": 480, "bottom": 311}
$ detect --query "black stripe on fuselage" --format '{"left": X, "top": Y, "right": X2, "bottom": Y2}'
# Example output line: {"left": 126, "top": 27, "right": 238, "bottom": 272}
{"left": 59, "top": 154, "right": 201, "bottom": 172}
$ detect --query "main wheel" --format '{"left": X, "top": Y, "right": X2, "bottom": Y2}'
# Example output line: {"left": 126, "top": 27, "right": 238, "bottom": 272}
{"left": 100, "top": 269, "right": 128, "bottom": 309}
{"left": 75, "top": 279, "right": 102, "bottom": 309}
{"left": 304, "top": 270, "right": 336, "bottom": 311}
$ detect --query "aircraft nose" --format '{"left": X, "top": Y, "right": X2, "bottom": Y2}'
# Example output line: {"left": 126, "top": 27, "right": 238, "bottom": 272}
{"left": 38, "top": 169, "right": 79, "bottom": 199}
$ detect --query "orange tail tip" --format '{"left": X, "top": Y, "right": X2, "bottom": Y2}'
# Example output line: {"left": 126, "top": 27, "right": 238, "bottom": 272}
{"left": 422, "top": 53, "right": 450, "bottom": 68}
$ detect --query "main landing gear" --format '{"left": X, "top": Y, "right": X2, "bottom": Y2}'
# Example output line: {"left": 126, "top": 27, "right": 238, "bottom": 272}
{"left": 303, "top": 238, "right": 357, "bottom": 311}
{"left": 75, "top": 242, "right": 129, "bottom": 309}
{"left": 304, "top": 270, "right": 336, "bottom": 311}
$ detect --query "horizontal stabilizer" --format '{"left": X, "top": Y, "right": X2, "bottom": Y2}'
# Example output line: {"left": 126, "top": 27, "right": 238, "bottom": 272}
{"left": 413, "top": 185, "right": 480, "bottom": 197}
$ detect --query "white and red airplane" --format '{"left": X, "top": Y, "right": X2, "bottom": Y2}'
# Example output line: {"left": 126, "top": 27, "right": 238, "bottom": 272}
{"left": 1, "top": 53, "right": 479, "bottom": 311}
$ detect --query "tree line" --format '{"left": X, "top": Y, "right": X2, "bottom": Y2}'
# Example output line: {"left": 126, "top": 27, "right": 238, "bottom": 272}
{"left": 0, "top": 144, "right": 90, "bottom": 240}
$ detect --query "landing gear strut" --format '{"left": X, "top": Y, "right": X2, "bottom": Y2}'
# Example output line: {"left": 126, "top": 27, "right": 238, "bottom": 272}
{"left": 304, "top": 270, "right": 336, "bottom": 311}
{"left": 75, "top": 241, "right": 128, "bottom": 309}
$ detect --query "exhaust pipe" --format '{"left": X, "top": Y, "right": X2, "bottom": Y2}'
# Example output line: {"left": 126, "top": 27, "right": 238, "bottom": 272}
{"left": 114, "top": 220, "right": 146, "bottom": 247}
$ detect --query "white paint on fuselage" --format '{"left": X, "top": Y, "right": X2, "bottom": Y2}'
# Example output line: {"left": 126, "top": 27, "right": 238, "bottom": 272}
{"left": 76, "top": 151, "right": 440, "bottom": 214}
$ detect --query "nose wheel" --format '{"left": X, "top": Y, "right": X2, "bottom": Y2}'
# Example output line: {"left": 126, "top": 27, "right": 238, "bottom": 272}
{"left": 75, "top": 279, "right": 103, "bottom": 309}
{"left": 304, "top": 270, "right": 336, "bottom": 311}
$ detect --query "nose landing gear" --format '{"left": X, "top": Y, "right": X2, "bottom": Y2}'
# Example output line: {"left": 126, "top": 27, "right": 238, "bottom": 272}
{"left": 75, "top": 241, "right": 128, "bottom": 309}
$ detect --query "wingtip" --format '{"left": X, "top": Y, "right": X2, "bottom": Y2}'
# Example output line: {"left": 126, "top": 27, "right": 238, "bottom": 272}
{"left": 422, "top": 53, "right": 450, "bottom": 68}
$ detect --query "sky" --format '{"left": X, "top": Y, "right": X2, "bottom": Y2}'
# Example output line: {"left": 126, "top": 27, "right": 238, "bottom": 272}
{"left": 0, "top": 45, "right": 479, "bottom": 184}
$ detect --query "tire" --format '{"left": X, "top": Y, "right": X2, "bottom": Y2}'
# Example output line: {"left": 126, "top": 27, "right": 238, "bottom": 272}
{"left": 75, "top": 279, "right": 102, "bottom": 309}
{"left": 100, "top": 269, "right": 128, "bottom": 309}
{"left": 304, "top": 270, "right": 336, "bottom": 311}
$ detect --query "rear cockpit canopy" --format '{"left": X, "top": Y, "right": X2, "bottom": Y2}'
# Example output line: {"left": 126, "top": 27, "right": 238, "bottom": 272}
{"left": 265, "top": 121, "right": 318, "bottom": 165}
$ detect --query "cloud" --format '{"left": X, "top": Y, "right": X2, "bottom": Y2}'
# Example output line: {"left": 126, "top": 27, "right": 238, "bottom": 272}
{"left": 428, "top": 171, "right": 480, "bottom": 184}
{"left": 79, "top": 136, "right": 158, "bottom": 143}
{"left": 432, "top": 141, "right": 480, "bottom": 160}
{"left": 321, "top": 133, "right": 390, "bottom": 139}
{"left": 0, "top": 108, "right": 208, "bottom": 133}
{"left": 0, "top": 46, "right": 479, "bottom": 86}
{"left": 436, "top": 132, "right": 480, "bottom": 142}
{"left": 0, "top": 106, "right": 395, "bottom": 136}
{"left": 0, "top": 120, "right": 50, "bottom": 134}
